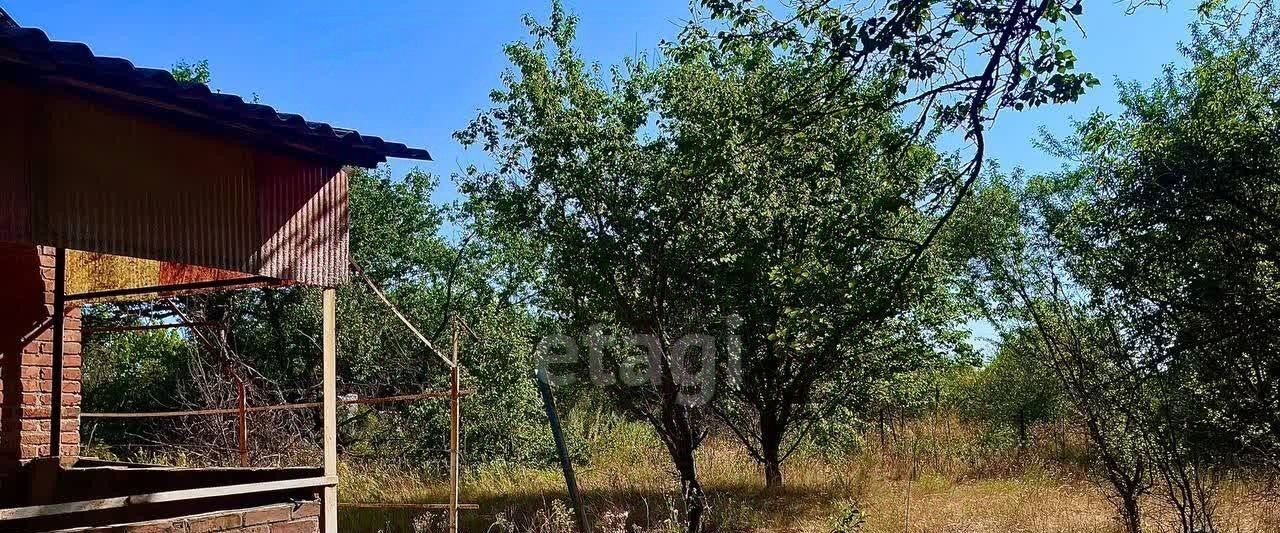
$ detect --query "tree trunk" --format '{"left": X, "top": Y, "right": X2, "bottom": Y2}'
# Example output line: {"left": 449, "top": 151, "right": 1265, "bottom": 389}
{"left": 761, "top": 412, "right": 785, "bottom": 489}
{"left": 879, "top": 409, "right": 887, "bottom": 449}
{"left": 1017, "top": 412, "right": 1028, "bottom": 451}
{"left": 1119, "top": 492, "right": 1142, "bottom": 533}
{"left": 672, "top": 445, "right": 706, "bottom": 533}
{"left": 763, "top": 451, "right": 784, "bottom": 490}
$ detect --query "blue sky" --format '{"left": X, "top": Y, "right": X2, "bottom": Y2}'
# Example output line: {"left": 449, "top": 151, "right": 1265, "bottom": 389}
{"left": 5, "top": 1, "right": 1200, "bottom": 189}
{"left": 3, "top": 1, "right": 1202, "bottom": 352}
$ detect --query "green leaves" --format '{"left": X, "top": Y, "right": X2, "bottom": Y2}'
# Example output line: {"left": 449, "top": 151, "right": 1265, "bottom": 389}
{"left": 458, "top": 2, "right": 1001, "bottom": 492}
{"left": 170, "top": 58, "right": 211, "bottom": 84}
{"left": 978, "top": 6, "right": 1280, "bottom": 498}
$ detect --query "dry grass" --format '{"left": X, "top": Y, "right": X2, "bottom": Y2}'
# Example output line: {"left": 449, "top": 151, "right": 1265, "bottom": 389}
{"left": 338, "top": 417, "right": 1280, "bottom": 533}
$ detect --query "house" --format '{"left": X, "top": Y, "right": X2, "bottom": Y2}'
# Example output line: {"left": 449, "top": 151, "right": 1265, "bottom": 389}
{"left": 0, "top": 11, "right": 430, "bottom": 532}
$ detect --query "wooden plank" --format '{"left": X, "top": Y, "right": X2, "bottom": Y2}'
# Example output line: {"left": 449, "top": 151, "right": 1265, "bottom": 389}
{"left": 0, "top": 476, "right": 336, "bottom": 521}
{"left": 350, "top": 259, "right": 453, "bottom": 368}
{"left": 536, "top": 368, "right": 592, "bottom": 533}
{"left": 50, "top": 247, "right": 66, "bottom": 459}
{"left": 321, "top": 287, "right": 338, "bottom": 533}
{"left": 448, "top": 322, "right": 461, "bottom": 533}
{"left": 237, "top": 378, "right": 248, "bottom": 467}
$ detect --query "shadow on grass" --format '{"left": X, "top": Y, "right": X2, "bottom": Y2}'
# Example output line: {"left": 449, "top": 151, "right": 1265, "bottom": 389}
{"left": 340, "top": 482, "right": 845, "bottom": 532}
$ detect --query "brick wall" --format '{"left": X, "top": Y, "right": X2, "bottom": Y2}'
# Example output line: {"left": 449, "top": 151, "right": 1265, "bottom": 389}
{"left": 1, "top": 243, "right": 83, "bottom": 469}
{"left": 86, "top": 501, "right": 321, "bottom": 533}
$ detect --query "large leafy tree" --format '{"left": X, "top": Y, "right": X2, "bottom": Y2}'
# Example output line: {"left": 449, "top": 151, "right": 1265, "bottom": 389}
{"left": 976, "top": 175, "right": 1158, "bottom": 533}
{"left": 701, "top": 0, "right": 1107, "bottom": 286}
{"left": 979, "top": 7, "right": 1280, "bottom": 530}
{"left": 1041, "top": 4, "right": 1280, "bottom": 472}
{"left": 458, "top": 7, "right": 728, "bottom": 529}
{"left": 655, "top": 29, "right": 989, "bottom": 488}
{"left": 459, "top": 7, "right": 994, "bottom": 532}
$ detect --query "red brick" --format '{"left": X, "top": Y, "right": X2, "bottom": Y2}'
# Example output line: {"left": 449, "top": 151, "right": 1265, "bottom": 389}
{"left": 290, "top": 502, "right": 320, "bottom": 520}
{"left": 19, "top": 444, "right": 46, "bottom": 458}
{"left": 244, "top": 505, "right": 293, "bottom": 526}
{"left": 125, "top": 520, "right": 182, "bottom": 532}
{"left": 187, "top": 513, "right": 242, "bottom": 533}
{"left": 270, "top": 520, "right": 317, "bottom": 533}
{"left": 6, "top": 245, "right": 84, "bottom": 464}
{"left": 22, "top": 354, "right": 52, "bottom": 366}
{"left": 22, "top": 405, "right": 51, "bottom": 417}
{"left": 19, "top": 432, "right": 46, "bottom": 445}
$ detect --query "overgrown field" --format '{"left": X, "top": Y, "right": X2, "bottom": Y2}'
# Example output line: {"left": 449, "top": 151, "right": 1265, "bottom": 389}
{"left": 338, "top": 416, "right": 1280, "bottom": 532}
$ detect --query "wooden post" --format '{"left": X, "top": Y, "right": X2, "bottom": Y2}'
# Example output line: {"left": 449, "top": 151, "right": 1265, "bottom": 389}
{"left": 321, "top": 288, "right": 338, "bottom": 533}
{"left": 50, "top": 247, "right": 66, "bottom": 460}
{"left": 535, "top": 368, "right": 591, "bottom": 533}
{"left": 237, "top": 378, "right": 248, "bottom": 467}
{"left": 448, "top": 320, "right": 461, "bottom": 533}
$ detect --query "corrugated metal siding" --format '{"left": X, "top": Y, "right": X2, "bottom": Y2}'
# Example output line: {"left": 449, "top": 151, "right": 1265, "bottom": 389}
{"left": 0, "top": 81, "right": 350, "bottom": 286}
{"left": 0, "top": 81, "right": 32, "bottom": 244}
{"left": 253, "top": 154, "right": 348, "bottom": 286}
{"left": 45, "top": 88, "right": 261, "bottom": 272}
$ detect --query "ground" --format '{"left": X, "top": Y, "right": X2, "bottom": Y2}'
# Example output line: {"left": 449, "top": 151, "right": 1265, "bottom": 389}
{"left": 337, "top": 419, "right": 1280, "bottom": 533}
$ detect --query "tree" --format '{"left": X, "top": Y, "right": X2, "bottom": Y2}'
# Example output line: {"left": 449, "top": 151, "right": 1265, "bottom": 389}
{"left": 970, "top": 327, "right": 1063, "bottom": 450}
{"left": 701, "top": 0, "right": 1106, "bottom": 289}
{"left": 459, "top": 8, "right": 1001, "bottom": 519}
{"left": 969, "top": 7, "right": 1280, "bottom": 530}
{"left": 170, "top": 59, "right": 211, "bottom": 84}
{"left": 458, "top": 7, "right": 728, "bottom": 528}
{"left": 647, "top": 25, "right": 991, "bottom": 489}
{"left": 1041, "top": 5, "right": 1280, "bottom": 474}
{"left": 974, "top": 181, "right": 1156, "bottom": 533}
